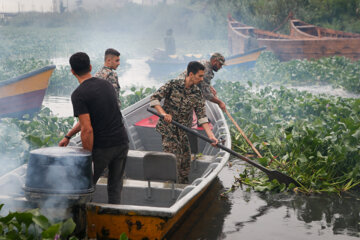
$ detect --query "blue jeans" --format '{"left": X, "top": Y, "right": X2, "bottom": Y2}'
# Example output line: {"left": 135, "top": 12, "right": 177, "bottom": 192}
{"left": 92, "top": 143, "right": 129, "bottom": 204}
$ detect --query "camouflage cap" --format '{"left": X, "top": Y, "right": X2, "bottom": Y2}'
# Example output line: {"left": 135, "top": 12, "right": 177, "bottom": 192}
{"left": 211, "top": 52, "right": 225, "bottom": 65}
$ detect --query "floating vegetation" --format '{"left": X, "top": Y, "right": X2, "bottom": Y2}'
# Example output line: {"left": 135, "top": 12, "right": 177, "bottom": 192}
{"left": 0, "top": 107, "right": 74, "bottom": 176}
{"left": 0, "top": 204, "right": 78, "bottom": 240}
{"left": 218, "top": 52, "right": 360, "bottom": 94}
{"left": 215, "top": 80, "right": 360, "bottom": 193}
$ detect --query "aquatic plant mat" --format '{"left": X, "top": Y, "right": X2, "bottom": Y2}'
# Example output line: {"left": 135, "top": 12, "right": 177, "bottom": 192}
{"left": 215, "top": 80, "right": 360, "bottom": 194}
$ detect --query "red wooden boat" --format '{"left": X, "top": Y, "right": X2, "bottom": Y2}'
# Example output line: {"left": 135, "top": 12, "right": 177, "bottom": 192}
{"left": 228, "top": 15, "right": 360, "bottom": 61}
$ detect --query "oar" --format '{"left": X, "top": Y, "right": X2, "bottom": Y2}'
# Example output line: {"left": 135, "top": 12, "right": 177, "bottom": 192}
{"left": 147, "top": 108, "right": 299, "bottom": 187}
{"left": 224, "top": 109, "right": 263, "bottom": 158}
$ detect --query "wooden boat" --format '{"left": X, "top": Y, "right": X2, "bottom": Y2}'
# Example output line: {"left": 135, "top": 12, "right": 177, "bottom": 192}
{"left": 148, "top": 48, "right": 265, "bottom": 77}
{"left": 289, "top": 19, "right": 360, "bottom": 39}
{"left": 225, "top": 47, "right": 266, "bottom": 68}
{"left": 0, "top": 95, "right": 231, "bottom": 239}
{"left": 289, "top": 19, "right": 360, "bottom": 60}
{"left": 0, "top": 65, "right": 56, "bottom": 118}
{"left": 228, "top": 15, "right": 360, "bottom": 61}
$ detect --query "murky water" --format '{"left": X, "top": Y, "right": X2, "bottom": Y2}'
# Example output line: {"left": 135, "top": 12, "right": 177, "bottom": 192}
{"left": 42, "top": 60, "right": 360, "bottom": 239}
{"left": 171, "top": 163, "right": 360, "bottom": 239}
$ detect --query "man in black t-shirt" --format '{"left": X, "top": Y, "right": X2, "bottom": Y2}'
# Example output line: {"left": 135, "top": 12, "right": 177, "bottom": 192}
{"left": 59, "top": 52, "right": 129, "bottom": 204}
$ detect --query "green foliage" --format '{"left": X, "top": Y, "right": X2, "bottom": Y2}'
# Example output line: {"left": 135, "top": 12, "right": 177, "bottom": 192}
{"left": 215, "top": 80, "right": 360, "bottom": 194}
{"left": 121, "top": 87, "right": 156, "bottom": 109}
{"left": 0, "top": 107, "right": 74, "bottom": 176}
{"left": 119, "top": 233, "right": 128, "bottom": 240}
{"left": 217, "top": 52, "right": 360, "bottom": 94}
{"left": 0, "top": 58, "right": 51, "bottom": 81}
{"left": 0, "top": 204, "right": 78, "bottom": 239}
{"left": 6, "top": 108, "right": 75, "bottom": 150}
{"left": 229, "top": 0, "right": 360, "bottom": 33}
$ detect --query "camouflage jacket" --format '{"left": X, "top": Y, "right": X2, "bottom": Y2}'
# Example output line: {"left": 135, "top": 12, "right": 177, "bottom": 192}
{"left": 150, "top": 77, "right": 208, "bottom": 136}
{"left": 95, "top": 66, "right": 121, "bottom": 107}
{"left": 178, "top": 60, "right": 214, "bottom": 101}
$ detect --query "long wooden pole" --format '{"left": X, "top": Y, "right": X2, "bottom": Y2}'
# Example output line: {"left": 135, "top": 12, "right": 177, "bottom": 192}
{"left": 224, "top": 109, "right": 263, "bottom": 158}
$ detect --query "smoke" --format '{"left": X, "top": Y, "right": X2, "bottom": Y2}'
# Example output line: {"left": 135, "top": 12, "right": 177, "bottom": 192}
{"left": 0, "top": 121, "right": 29, "bottom": 177}
{"left": 0, "top": 146, "right": 92, "bottom": 224}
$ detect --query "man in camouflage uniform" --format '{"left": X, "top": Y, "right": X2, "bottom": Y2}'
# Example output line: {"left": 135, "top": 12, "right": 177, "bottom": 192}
{"left": 178, "top": 53, "right": 226, "bottom": 111}
{"left": 95, "top": 48, "right": 122, "bottom": 108}
{"left": 150, "top": 61, "right": 218, "bottom": 184}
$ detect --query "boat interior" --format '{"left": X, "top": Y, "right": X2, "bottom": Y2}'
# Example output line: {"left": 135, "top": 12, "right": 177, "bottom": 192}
{"left": 291, "top": 19, "right": 360, "bottom": 38}
{"left": 228, "top": 16, "right": 293, "bottom": 40}
{"left": 0, "top": 98, "right": 230, "bottom": 210}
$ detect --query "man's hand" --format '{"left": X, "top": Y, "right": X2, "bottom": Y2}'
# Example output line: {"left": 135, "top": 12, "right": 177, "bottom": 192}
{"left": 210, "top": 86, "right": 217, "bottom": 96}
{"left": 210, "top": 96, "right": 226, "bottom": 112}
{"left": 59, "top": 138, "right": 69, "bottom": 147}
{"left": 163, "top": 113, "right": 172, "bottom": 123}
{"left": 218, "top": 100, "right": 226, "bottom": 111}
{"left": 209, "top": 136, "right": 219, "bottom": 147}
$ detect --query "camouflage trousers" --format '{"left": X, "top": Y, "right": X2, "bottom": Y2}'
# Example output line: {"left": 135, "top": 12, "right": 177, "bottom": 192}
{"left": 162, "top": 130, "right": 191, "bottom": 184}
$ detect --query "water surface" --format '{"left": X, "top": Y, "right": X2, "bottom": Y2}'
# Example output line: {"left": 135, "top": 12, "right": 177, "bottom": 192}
{"left": 171, "top": 162, "right": 360, "bottom": 239}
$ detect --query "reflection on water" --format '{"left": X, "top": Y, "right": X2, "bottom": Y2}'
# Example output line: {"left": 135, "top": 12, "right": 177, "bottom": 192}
{"left": 169, "top": 179, "right": 231, "bottom": 239}
{"left": 171, "top": 163, "right": 360, "bottom": 239}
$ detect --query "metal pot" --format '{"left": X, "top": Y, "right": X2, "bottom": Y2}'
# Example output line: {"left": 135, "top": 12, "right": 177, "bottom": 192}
{"left": 24, "top": 146, "right": 94, "bottom": 203}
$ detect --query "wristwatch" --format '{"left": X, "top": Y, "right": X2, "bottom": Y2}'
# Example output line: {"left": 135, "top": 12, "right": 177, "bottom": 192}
{"left": 65, "top": 135, "right": 71, "bottom": 140}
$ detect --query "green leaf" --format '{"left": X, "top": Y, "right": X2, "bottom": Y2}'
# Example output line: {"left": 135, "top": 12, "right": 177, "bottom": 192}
{"left": 119, "top": 233, "right": 128, "bottom": 240}
{"left": 41, "top": 223, "right": 62, "bottom": 238}
{"left": 61, "top": 218, "right": 76, "bottom": 237}
{"left": 14, "top": 212, "right": 33, "bottom": 228}
{"left": 32, "top": 215, "right": 50, "bottom": 230}
{"left": 352, "top": 129, "right": 360, "bottom": 140}
{"left": 258, "top": 157, "right": 268, "bottom": 167}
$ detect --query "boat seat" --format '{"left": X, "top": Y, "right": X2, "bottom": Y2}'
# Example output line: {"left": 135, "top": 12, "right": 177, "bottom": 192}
{"left": 143, "top": 152, "right": 177, "bottom": 200}
{"left": 176, "top": 185, "right": 195, "bottom": 201}
{"left": 124, "top": 150, "right": 147, "bottom": 180}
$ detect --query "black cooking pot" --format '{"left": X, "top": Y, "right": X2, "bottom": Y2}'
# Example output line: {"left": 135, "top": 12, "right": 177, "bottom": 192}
{"left": 24, "top": 146, "right": 94, "bottom": 195}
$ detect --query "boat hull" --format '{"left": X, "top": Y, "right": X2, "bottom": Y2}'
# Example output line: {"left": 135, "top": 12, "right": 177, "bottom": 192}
{"left": 84, "top": 96, "right": 231, "bottom": 239}
{"left": 87, "top": 180, "right": 211, "bottom": 239}
{"left": 290, "top": 19, "right": 360, "bottom": 39}
{"left": 0, "top": 66, "right": 56, "bottom": 118}
{"left": 0, "top": 96, "right": 231, "bottom": 240}
{"left": 258, "top": 38, "right": 360, "bottom": 61}
{"left": 225, "top": 47, "right": 266, "bottom": 68}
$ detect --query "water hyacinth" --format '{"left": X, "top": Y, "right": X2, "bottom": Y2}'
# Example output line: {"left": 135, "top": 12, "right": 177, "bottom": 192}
{"left": 214, "top": 80, "right": 360, "bottom": 194}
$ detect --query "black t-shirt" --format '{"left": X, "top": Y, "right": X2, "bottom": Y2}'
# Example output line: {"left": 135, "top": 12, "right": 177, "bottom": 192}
{"left": 71, "top": 77, "right": 128, "bottom": 149}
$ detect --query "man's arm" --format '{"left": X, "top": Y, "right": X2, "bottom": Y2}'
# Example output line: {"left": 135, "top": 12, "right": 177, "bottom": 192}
{"left": 59, "top": 122, "right": 81, "bottom": 147}
{"left": 201, "top": 122, "right": 218, "bottom": 147}
{"left": 78, "top": 113, "right": 94, "bottom": 151}
{"left": 209, "top": 95, "right": 226, "bottom": 111}
{"left": 154, "top": 105, "right": 172, "bottom": 123}
{"left": 199, "top": 80, "right": 226, "bottom": 111}
{"left": 150, "top": 81, "right": 173, "bottom": 123}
